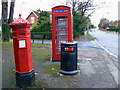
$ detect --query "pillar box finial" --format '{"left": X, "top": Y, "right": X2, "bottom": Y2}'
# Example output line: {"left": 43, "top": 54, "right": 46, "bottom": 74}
{"left": 19, "top": 14, "right": 21, "bottom": 18}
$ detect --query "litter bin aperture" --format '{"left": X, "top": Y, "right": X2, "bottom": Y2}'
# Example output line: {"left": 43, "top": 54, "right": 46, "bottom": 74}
{"left": 60, "top": 42, "right": 78, "bottom": 75}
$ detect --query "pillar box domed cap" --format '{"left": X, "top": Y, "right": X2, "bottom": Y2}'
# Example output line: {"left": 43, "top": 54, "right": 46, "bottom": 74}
{"left": 9, "top": 14, "right": 32, "bottom": 28}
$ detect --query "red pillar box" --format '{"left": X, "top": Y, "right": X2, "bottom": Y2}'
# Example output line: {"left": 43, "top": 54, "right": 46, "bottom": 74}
{"left": 9, "top": 14, "right": 35, "bottom": 87}
{"left": 52, "top": 5, "right": 73, "bottom": 61}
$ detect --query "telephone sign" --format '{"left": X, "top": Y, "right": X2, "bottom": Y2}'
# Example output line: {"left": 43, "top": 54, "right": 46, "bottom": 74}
{"left": 54, "top": 9, "right": 68, "bottom": 12}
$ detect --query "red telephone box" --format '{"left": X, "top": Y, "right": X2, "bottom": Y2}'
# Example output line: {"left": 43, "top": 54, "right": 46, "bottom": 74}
{"left": 52, "top": 5, "right": 73, "bottom": 61}
{"left": 9, "top": 14, "right": 35, "bottom": 87}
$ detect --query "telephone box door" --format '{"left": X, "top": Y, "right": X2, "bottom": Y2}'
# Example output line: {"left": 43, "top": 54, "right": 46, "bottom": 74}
{"left": 53, "top": 15, "right": 69, "bottom": 60}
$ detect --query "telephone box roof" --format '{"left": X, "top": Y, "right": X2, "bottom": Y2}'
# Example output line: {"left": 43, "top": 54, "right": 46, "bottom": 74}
{"left": 52, "top": 5, "right": 70, "bottom": 9}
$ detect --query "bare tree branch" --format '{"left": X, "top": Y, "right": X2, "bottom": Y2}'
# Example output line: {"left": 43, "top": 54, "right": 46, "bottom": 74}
{"left": 75, "top": 6, "right": 100, "bottom": 28}
{"left": 58, "top": 0, "right": 102, "bottom": 20}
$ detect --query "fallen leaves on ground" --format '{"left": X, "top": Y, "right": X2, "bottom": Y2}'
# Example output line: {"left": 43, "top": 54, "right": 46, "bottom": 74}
{"left": 52, "top": 68, "right": 55, "bottom": 70}
{"left": 59, "top": 74, "right": 63, "bottom": 77}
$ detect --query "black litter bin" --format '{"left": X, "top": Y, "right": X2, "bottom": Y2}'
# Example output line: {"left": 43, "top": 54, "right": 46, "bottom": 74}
{"left": 60, "top": 42, "right": 77, "bottom": 75}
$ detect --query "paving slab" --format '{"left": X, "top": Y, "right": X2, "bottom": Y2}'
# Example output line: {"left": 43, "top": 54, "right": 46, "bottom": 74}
{"left": 2, "top": 35, "right": 119, "bottom": 89}
{"left": 2, "top": 43, "right": 119, "bottom": 89}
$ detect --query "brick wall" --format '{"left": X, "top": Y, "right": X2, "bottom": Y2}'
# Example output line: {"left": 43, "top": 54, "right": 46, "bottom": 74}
{"left": 26, "top": 12, "right": 38, "bottom": 24}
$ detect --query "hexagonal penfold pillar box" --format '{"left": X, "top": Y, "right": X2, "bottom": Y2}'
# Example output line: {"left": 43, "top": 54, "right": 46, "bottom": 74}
{"left": 9, "top": 14, "right": 35, "bottom": 87}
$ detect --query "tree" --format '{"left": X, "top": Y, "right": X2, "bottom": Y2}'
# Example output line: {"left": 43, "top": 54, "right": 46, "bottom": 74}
{"left": 98, "top": 18, "right": 109, "bottom": 29}
{"left": 108, "top": 20, "right": 119, "bottom": 32}
{"left": 31, "top": 11, "right": 51, "bottom": 32}
{"left": 67, "top": 0, "right": 94, "bottom": 38}
{"left": 73, "top": 12, "right": 91, "bottom": 38}
{"left": 2, "top": 0, "right": 15, "bottom": 42}
{"left": 31, "top": 11, "right": 52, "bottom": 39}
{"left": 2, "top": 0, "right": 9, "bottom": 42}
{"left": 118, "top": 20, "right": 120, "bottom": 33}
{"left": 57, "top": 0, "right": 99, "bottom": 38}
{"left": 37, "top": 11, "right": 50, "bottom": 25}
{"left": 2, "top": 0, "right": 8, "bottom": 25}
{"left": 90, "top": 24, "right": 94, "bottom": 28}
{"left": 8, "top": 0, "right": 15, "bottom": 23}
{"left": 63, "top": 0, "right": 100, "bottom": 25}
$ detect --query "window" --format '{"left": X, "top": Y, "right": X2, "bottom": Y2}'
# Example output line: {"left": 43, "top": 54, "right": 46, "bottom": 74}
{"left": 31, "top": 17, "right": 35, "bottom": 23}
{"left": 55, "top": 16, "right": 68, "bottom": 54}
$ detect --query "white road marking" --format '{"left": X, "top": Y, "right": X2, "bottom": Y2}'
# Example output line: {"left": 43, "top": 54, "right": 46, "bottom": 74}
{"left": 91, "top": 40, "right": 95, "bottom": 44}
{"left": 94, "top": 39, "right": 118, "bottom": 59}
{"left": 86, "top": 58, "right": 91, "bottom": 61}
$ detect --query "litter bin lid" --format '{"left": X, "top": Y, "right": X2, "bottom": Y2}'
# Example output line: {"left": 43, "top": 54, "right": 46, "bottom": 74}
{"left": 61, "top": 41, "right": 77, "bottom": 44}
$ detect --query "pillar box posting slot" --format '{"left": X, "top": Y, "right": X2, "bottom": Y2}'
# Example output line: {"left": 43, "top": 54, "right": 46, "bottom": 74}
{"left": 9, "top": 14, "right": 35, "bottom": 87}
{"left": 52, "top": 5, "right": 73, "bottom": 61}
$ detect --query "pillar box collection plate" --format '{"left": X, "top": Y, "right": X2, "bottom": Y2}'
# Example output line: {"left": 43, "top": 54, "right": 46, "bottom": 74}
{"left": 9, "top": 14, "right": 35, "bottom": 87}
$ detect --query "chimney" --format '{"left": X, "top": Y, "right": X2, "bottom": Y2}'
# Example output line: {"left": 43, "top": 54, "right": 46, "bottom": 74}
{"left": 37, "top": 8, "right": 40, "bottom": 13}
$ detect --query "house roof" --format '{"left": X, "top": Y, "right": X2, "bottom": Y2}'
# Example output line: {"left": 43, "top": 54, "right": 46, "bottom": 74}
{"left": 26, "top": 10, "right": 52, "bottom": 20}
{"left": 26, "top": 11, "right": 39, "bottom": 20}
{"left": 33, "top": 11, "right": 39, "bottom": 17}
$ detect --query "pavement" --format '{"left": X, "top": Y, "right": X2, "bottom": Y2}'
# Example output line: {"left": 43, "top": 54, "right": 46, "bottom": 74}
{"left": 2, "top": 35, "right": 119, "bottom": 89}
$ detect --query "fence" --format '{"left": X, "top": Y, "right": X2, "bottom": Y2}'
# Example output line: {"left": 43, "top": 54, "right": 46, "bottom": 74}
{"left": 31, "top": 32, "right": 52, "bottom": 39}
{"left": 10, "top": 31, "right": 52, "bottom": 40}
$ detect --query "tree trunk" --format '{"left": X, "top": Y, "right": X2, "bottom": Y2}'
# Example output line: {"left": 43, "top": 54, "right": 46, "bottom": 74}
{"left": 2, "top": 0, "right": 8, "bottom": 25}
{"left": 2, "top": 0, "right": 9, "bottom": 42}
{"left": 8, "top": 0, "right": 15, "bottom": 23}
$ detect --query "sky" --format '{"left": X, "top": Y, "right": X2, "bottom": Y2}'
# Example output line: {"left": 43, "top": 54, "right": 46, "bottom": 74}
{"left": 0, "top": 0, "right": 119, "bottom": 27}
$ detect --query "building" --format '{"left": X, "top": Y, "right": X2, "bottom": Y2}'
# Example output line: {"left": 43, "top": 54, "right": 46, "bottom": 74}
{"left": 26, "top": 9, "right": 52, "bottom": 25}
{"left": 26, "top": 9, "right": 40, "bottom": 24}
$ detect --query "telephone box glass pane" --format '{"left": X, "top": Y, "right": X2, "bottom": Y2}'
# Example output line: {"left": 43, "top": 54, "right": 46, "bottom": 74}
{"left": 58, "top": 21, "right": 65, "bottom": 25}
{"left": 57, "top": 16, "right": 65, "bottom": 20}
{"left": 55, "top": 16, "right": 68, "bottom": 54}
{"left": 55, "top": 26, "right": 68, "bottom": 30}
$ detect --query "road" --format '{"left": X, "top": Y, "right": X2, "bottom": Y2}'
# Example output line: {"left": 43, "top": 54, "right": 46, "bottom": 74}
{"left": 10, "top": 29, "right": 118, "bottom": 58}
{"left": 89, "top": 29, "right": 118, "bottom": 58}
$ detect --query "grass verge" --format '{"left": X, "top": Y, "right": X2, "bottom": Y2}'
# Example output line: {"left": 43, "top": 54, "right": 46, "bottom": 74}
{"left": 31, "top": 43, "right": 51, "bottom": 47}
{"left": 0, "top": 42, "right": 13, "bottom": 44}
{"left": 107, "top": 31, "right": 115, "bottom": 33}
{"left": 0, "top": 41, "right": 51, "bottom": 47}
{"left": 87, "top": 31, "right": 95, "bottom": 40}
{"left": 44, "top": 65, "right": 60, "bottom": 75}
